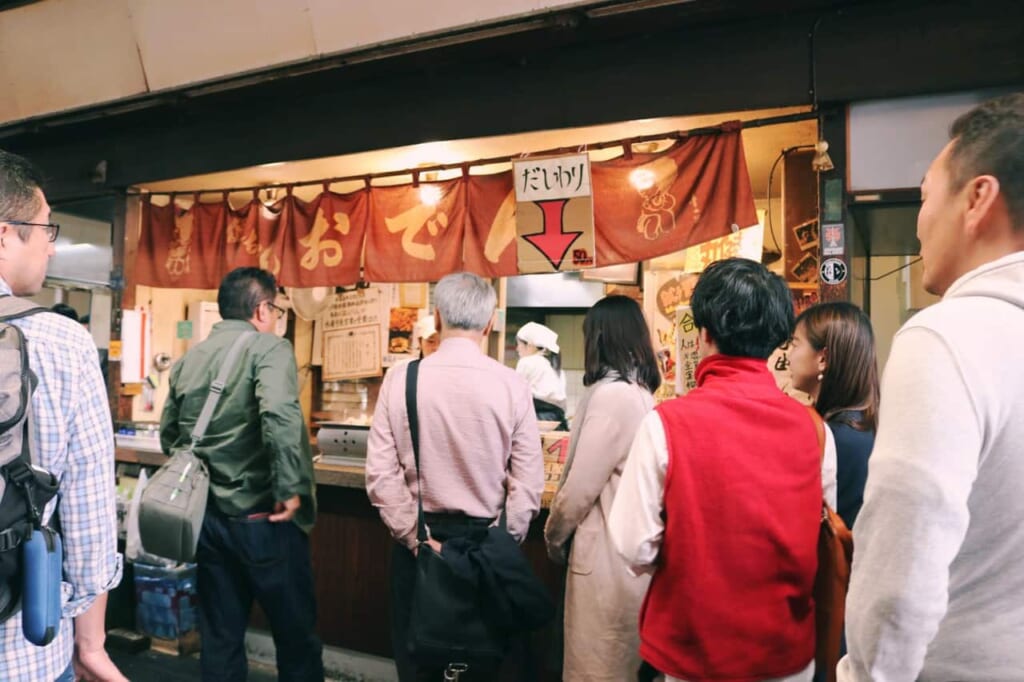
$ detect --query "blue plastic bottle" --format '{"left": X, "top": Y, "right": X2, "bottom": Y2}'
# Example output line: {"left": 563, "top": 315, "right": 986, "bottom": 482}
{"left": 22, "top": 527, "right": 63, "bottom": 646}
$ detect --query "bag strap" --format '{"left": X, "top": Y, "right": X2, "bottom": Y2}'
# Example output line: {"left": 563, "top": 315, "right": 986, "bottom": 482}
{"left": 190, "top": 331, "right": 255, "bottom": 447}
{"left": 0, "top": 293, "right": 45, "bottom": 465}
{"left": 807, "top": 405, "right": 838, "bottom": 522}
{"left": 0, "top": 295, "right": 47, "bottom": 323}
{"left": 404, "top": 360, "right": 428, "bottom": 543}
{"left": 806, "top": 405, "right": 826, "bottom": 465}
{"left": 404, "top": 360, "right": 508, "bottom": 541}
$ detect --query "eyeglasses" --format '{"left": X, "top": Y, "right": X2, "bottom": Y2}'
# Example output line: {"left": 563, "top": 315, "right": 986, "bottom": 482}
{"left": 2, "top": 220, "right": 60, "bottom": 242}
{"left": 264, "top": 301, "right": 286, "bottom": 319}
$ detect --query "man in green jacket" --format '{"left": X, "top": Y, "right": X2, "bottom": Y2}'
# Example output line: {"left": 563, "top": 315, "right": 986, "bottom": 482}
{"left": 161, "top": 267, "right": 322, "bottom": 682}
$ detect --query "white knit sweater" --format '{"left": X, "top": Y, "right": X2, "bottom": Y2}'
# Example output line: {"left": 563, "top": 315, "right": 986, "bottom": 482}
{"left": 838, "top": 251, "right": 1024, "bottom": 682}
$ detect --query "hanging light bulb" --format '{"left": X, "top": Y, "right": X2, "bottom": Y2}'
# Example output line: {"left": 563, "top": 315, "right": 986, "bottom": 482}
{"left": 812, "top": 140, "right": 834, "bottom": 172}
{"left": 630, "top": 168, "right": 656, "bottom": 191}
{"left": 419, "top": 184, "right": 442, "bottom": 206}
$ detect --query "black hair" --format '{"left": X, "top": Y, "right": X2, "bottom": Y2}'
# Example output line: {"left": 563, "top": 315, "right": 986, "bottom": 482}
{"left": 691, "top": 257, "right": 793, "bottom": 360}
{"left": 948, "top": 93, "right": 1024, "bottom": 228}
{"left": 0, "top": 150, "right": 45, "bottom": 241}
{"left": 217, "top": 267, "right": 277, "bottom": 321}
{"left": 583, "top": 295, "right": 661, "bottom": 393}
{"left": 51, "top": 303, "right": 80, "bottom": 322}
{"left": 543, "top": 350, "right": 562, "bottom": 373}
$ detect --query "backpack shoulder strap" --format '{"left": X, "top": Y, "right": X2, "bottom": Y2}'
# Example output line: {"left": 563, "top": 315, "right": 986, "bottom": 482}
{"left": 0, "top": 295, "right": 48, "bottom": 323}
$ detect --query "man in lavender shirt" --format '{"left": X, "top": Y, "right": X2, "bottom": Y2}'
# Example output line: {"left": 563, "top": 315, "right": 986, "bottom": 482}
{"left": 366, "top": 272, "right": 544, "bottom": 681}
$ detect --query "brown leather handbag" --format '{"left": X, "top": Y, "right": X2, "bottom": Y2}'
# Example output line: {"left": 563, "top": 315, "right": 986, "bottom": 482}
{"left": 807, "top": 408, "right": 854, "bottom": 682}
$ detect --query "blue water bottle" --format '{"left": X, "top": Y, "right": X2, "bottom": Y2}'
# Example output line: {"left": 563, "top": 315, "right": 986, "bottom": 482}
{"left": 22, "top": 526, "right": 62, "bottom": 646}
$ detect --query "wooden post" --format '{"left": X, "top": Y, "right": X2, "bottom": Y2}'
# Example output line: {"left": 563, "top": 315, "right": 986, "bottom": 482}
{"left": 109, "top": 193, "right": 142, "bottom": 424}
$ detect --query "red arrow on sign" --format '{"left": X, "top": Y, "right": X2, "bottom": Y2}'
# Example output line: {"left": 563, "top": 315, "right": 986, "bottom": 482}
{"left": 522, "top": 199, "right": 583, "bottom": 270}
{"left": 546, "top": 436, "right": 569, "bottom": 463}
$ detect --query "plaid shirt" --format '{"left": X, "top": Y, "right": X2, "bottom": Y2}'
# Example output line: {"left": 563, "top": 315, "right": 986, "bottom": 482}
{"left": 0, "top": 282, "right": 123, "bottom": 682}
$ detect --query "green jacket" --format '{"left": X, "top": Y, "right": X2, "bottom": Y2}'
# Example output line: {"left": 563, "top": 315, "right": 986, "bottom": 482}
{"left": 160, "top": 320, "right": 316, "bottom": 533}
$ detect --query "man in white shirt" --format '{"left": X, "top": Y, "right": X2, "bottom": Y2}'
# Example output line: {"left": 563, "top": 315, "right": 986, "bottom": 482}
{"left": 838, "top": 93, "right": 1024, "bottom": 681}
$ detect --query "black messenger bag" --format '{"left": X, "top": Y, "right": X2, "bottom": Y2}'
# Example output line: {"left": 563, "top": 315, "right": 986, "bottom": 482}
{"left": 403, "top": 360, "right": 506, "bottom": 671}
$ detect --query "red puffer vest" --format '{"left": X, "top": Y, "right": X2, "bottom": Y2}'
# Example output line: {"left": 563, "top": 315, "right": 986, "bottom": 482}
{"left": 640, "top": 354, "right": 820, "bottom": 681}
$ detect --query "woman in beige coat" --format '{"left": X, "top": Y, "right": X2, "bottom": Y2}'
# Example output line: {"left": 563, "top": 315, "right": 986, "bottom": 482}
{"left": 545, "top": 295, "right": 661, "bottom": 681}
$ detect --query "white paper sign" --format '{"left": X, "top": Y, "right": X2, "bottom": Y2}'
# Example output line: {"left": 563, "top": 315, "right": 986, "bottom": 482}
{"left": 513, "top": 153, "right": 592, "bottom": 202}
{"left": 322, "top": 326, "right": 382, "bottom": 381}
{"left": 674, "top": 306, "right": 701, "bottom": 396}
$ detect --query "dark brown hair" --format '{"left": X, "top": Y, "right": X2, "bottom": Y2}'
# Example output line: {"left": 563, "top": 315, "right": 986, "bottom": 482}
{"left": 948, "top": 93, "right": 1024, "bottom": 228}
{"left": 0, "top": 150, "right": 44, "bottom": 241}
{"left": 795, "top": 302, "right": 879, "bottom": 431}
{"left": 583, "top": 295, "right": 661, "bottom": 393}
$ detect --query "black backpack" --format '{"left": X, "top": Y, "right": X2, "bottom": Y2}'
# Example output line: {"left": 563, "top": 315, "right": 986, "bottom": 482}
{"left": 0, "top": 297, "right": 60, "bottom": 623}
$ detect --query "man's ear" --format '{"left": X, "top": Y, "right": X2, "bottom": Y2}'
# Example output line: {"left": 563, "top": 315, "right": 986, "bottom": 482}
{"left": 482, "top": 311, "right": 496, "bottom": 337}
{"left": 963, "top": 174, "right": 1002, "bottom": 238}
{"left": 252, "top": 301, "right": 269, "bottom": 326}
{"left": 434, "top": 308, "right": 443, "bottom": 334}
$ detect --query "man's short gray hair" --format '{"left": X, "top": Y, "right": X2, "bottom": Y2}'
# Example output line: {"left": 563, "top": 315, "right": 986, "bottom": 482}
{"left": 434, "top": 272, "right": 496, "bottom": 331}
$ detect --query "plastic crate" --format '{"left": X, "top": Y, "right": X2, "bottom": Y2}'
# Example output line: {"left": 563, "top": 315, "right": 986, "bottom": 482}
{"left": 133, "top": 562, "right": 199, "bottom": 641}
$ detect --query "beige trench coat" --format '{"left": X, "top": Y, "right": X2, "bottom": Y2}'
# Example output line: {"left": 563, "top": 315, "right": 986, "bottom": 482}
{"left": 544, "top": 374, "right": 654, "bottom": 681}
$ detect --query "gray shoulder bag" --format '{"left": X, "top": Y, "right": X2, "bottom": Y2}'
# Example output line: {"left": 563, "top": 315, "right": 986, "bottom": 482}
{"left": 139, "top": 331, "right": 255, "bottom": 563}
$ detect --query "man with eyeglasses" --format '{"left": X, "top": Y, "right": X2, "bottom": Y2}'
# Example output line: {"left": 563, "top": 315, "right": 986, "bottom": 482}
{"left": 0, "top": 151, "right": 127, "bottom": 682}
{"left": 161, "top": 266, "right": 323, "bottom": 681}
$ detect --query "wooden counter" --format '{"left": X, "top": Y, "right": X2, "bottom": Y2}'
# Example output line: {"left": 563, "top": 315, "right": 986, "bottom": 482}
{"left": 118, "top": 449, "right": 556, "bottom": 507}
{"left": 115, "top": 447, "right": 564, "bottom": 679}
{"left": 303, "top": 483, "right": 563, "bottom": 680}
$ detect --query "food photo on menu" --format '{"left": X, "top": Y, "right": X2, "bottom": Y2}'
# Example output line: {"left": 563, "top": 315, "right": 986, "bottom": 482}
{"left": 388, "top": 307, "right": 418, "bottom": 355}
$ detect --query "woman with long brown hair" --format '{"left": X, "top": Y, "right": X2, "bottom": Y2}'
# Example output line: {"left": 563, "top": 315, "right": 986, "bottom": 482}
{"left": 787, "top": 302, "right": 879, "bottom": 529}
{"left": 544, "top": 295, "right": 660, "bottom": 681}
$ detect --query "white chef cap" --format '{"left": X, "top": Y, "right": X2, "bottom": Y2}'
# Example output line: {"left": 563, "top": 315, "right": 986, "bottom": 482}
{"left": 413, "top": 315, "right": 437, "bottom": 341}
{"left": 516, "top": 321, "right": 559, "bottom": 354}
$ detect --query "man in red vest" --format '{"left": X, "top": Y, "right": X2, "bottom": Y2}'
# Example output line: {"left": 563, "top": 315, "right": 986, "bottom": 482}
{"left": 610, "top": 257, "right": 823, "bottom": 682}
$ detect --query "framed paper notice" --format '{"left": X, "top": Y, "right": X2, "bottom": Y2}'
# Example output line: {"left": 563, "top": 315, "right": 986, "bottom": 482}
{"left": 322, "top": 325, "right": 382, "bottom": 380}
{"left": 398, "top": 283, "right": 428, "bottom": 309}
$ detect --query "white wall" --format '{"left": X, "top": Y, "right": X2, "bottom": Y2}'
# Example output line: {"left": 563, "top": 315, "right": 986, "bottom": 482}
{"left": 849, "top": 89, "right": 1014, "bottom": 191}
{"left": 868, "top": 256, "right": 906, "bottom": 373}
{"left": 867, "top": 256, "right": 940, "bottom": 374}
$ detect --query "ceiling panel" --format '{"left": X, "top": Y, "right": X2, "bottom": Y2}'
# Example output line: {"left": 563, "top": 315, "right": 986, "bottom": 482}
{"left": 0, "top": 0, "right": 147, "bottom": 123}
{"left": 128, "top": 0, "right": 317, "bottom": 91}
{"left": 307, "top": 0, "right": 590, "bottom": 55}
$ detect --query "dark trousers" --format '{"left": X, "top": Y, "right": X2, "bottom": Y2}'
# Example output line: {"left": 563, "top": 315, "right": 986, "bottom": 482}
{"left": 196, "top": 504, "right": 324, "bottom": 682}
{"left": 638, "top": 661, "right": 660, "bottom": 682}
{"left": 532, "top": 398, "right": 568, "bottom": 431}
{"left": 391, "top": 514, "right": 517, "bottom": 682}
